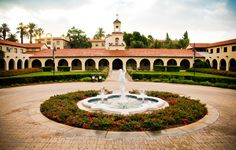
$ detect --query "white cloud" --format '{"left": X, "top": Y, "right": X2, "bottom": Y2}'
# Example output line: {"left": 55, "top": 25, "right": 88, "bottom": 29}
{"left": 0, "top": 0, "right": 235, "bottom": 43}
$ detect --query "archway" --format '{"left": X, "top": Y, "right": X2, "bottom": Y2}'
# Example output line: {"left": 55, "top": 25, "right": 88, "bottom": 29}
{"left": 112, "top": 59, "right": 123, "bottom": 70}
{"left": 58, "top": 59, "right": 68, "bottom": 66}
{"left": 72, "top": 59, "right": 82, "bottom": 70}
{"left": 126, "top": 59, "right": 137, "bottom": 70}
{"left": 9, "top": 59, "right": 15, "bottom": 70}
{"left": 32, "top": 59, "right": 42, "bottom": 68}
{"left": 229, "top": 59, "right": 236, "bottom": 72}
{"left": 140, "top": 59, "right": 150, "bottom": 70}
{"left": 167, "top": 59, "right": 177, "bottom": 66}
{"left": 0, "top": 59, "right": 6, "bottom": 71}
{"left": 220, "top": 59, "right": 226, "bottom": 70}
{"left": 212, "top": 59, "right": 217, "bottom": 69}
{"left": 154, "top": 59, "right": 164, "bottom": 66}
{"left": 99, "top": 59, "right": 109, "bottom": 70}
{"left": 45, "top": 59, "right": 54, "bottom": 67}
{"left": 206, "top": 59, "right": 210, "bottom": 67}
{"left": 85, "top": 59, "right": 96, "bottom": 70}
{"left": 17, "top": 59, "right": 22, "bottom": 69}
{"left": 180, "top": 59, "right": 190, "bottom": 69}
{"left": 24, "top": 60, "right": 28, "bottom": 69}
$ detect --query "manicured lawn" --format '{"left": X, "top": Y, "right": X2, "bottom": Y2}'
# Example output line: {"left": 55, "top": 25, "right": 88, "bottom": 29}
{"left": 134, "top": 71, "right": 235, "bottom": 79}
{"left": 12, "top": 71, "right": 101, "bottom": 77}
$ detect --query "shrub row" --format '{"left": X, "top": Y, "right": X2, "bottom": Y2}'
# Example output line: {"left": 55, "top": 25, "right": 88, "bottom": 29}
{"left": 40, "top": 90, "right": 207, "bottom": 131}
{"left": 42, "top": 66, "right": 53, "bottom": 72}
{"left": 0, "top": 68, "right": 41, "bottom": 77}
{"left": 154, "top": 65, "right": 181, "bottom": 72}
{"left": 58, "top": 66, "right": 70, "bottom": 72}
{"left": 131, "top": 72, "right": 236, "bottom": 85}
{"left": 187, "top": 68, "right": 236, "bottom": 78}
{"left": 0, "top": 73, "right": 106, "bottom": 87}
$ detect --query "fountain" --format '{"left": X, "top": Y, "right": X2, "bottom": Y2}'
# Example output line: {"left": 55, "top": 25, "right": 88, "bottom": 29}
{"left": 77, "top": 69, "right": 169, "bottom": 115}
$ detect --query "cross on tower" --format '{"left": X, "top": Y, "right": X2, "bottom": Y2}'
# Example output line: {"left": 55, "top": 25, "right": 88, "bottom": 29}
{"left": 116, "top": 13, "right": 119, "bottom": 19}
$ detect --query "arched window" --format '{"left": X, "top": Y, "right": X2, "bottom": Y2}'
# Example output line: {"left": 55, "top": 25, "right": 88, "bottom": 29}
{"left": 32, "top": 59, "right": 42, "bottom": 68}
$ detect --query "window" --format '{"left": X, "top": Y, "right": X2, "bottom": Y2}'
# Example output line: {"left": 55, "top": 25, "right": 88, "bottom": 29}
{"left": 57, "top": 47, "right": 60, "bottom": 49}
{"left": 115, "top": 38, "right": 119, "bottom": 46}
{"left": 20, "top": 49, "right": 24, "bottom": 53}
{"left": 210, "top": 49, "right": 213, "bottom": 54}
{"left": 0, "top": 46, "right": 2, "bottom": 51}
{"left": 95, "top": 44, "right": 98, "bottom": 47}
{"left": 217, "top": 48, "right": 220, "bottom": 53}
{"left": 232, "top": 46, "right": 236, "bottom": 52}
{"left": 38, "top": 41, "right": 41, "bottom": 43}
{"left": 46, "top": 41, "right": 51, "bottom": 45}
{"left": 57, "top": 41, "right": 60, "bottom": 45}
{"left": 6, "top": 47, "right": 11, "bottom": 52}
{"left": 14, "top": 48, "right": 17, "bottom": 53}
{"left": 224, "top": 47, "right": 227, "bottom": 52}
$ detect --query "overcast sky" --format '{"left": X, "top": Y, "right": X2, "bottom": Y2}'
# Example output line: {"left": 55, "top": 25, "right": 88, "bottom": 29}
{"left": 0, "top": 0, "right": 236, "bottom": 43}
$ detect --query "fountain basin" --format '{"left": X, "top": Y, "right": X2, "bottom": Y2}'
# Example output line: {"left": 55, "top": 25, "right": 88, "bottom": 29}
{"left": 77, "top": 93, "right": 169, "bottom": 115}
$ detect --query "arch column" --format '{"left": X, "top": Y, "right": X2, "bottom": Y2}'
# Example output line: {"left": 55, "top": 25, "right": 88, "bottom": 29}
{"left": 109, "top": 59, "right": 113, "bottom": 71}
{"left": 136, "top": 59, "right": 141, "bottom": 70}
{"left": 54, "top": 59, "right": 59, "bottom": 71}
{"left": 14, "top": 60, "right": 17, "bottom": 70}
{"left": 150, "top": 59, "right": 154, "bottom": 71}
{"left": 21, "top": 60, "right": 25, "bottom": 69}
{"left": 217, "top": 59, "right": 220, "bottom": 70}
{"left": 6, "top": 59, "right": 9, "bottom": 70}
{"left": 95, "top": 61, "right": 99, "bottom": 70}
{"left": 123, "top": 59, "right": 126, "bottom": 70}
{"left": 81, "top": 59, "right": 86, "bottom": 71}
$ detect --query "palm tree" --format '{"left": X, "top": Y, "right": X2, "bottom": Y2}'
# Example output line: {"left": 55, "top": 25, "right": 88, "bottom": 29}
{"left": 27, "top": 22, "right": 37, "bottom": 43}
{"left": 16, "top": 22, "right": 28, "bottom": 44}
{"left": 35, "top": 27, "right": 44, "bottom": 38}
{"left": 0, "top": 23, "right": 10, "bottom": 40}
{"left": 93, "top": 27, "right": 105, "bottom": 39}
{"left": 6, "top": 33, "right": 18, "bottom": 42}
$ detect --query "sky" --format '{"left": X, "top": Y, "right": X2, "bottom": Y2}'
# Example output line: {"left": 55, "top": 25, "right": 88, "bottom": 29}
{"left": 0, "top": 0, "right": 236, "bottom": 43}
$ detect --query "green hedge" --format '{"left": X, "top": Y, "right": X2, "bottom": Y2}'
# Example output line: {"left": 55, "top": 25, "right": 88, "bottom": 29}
{"left": 187, "top": 68, "right": 236, "bottom": 78}
{"left": 57, "top": 66, "right": 70, "bottom": 71}
{"left": 0, "top": 68, "right": 41, "bottom": 77}
{"left": 131, "top": 73, "right": 236, "bottom": 85}
{"left": 167, "top": 66, "right": 180, "bottom": 72}
{"left": 154, "top": 65, "right": 165, "bottom": 72}
{"left": 42, "top": 66, "right": 53, "bottom": 72}
{"left": 0, "top": 73, "right": 106, "bottom": 86}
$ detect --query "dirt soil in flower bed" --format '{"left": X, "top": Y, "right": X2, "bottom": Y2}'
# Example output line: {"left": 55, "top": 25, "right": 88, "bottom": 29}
{"left": 40, "top": 90, "right": 207, "bottom": 131}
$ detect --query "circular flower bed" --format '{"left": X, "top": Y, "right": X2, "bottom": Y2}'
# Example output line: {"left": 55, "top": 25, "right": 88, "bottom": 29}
{"left": 40, "top": 90, "right": 207, "bottom": 131}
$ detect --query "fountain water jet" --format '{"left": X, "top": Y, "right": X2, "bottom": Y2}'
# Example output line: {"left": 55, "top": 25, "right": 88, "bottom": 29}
{"left": 78, "top": 70, "right": 169, "bottom": 115}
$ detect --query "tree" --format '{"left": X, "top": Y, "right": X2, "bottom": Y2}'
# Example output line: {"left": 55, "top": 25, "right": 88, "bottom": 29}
{"left": 6, "top": 33, "right": 18, "bottom": 42}
{"left": 27, "top": 22, "right": 37, "bottom": 43}
{"left": 93, "top": 27, "right": 105, "bottom": 39}
{"left": 147, "top": 35, "right": 154, "bottom": 48}
{"left": 16, "top": 22, "right": 28, "bottom": 44}
{"left": 35, "top": 27, "right": 44, "bottom": 38}
{"left": 0, "top": 23, "right": 10, "bottom": 40}
{"left": 66, "top": 27, "right": 91, "bottom": 48}
{"left": 0, "top": 50, "right": 5, "bottom": 59}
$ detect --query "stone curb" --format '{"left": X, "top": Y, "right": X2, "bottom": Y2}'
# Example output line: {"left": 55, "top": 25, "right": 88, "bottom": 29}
{"left": 29, "top": 102, "right": 219, "bottom": 139}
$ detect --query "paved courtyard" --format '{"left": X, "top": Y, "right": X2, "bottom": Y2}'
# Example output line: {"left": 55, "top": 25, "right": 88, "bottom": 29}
{"left": 0, "top": 71, "right": 236, "bottom": 149}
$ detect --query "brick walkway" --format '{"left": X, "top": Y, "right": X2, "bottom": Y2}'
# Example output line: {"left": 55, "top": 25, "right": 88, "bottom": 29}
{"left": 0, "top": 71, "right": 235, "bottom": 149}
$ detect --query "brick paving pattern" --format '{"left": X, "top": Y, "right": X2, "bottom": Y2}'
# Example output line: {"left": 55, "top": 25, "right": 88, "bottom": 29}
{"left": 0, "top": 71, "right": 235, "bottom": 149}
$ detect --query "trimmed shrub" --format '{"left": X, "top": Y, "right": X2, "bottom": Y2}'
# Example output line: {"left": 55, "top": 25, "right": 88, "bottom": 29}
{"left": 57, "top": 66, "right": 70, "bottom": 72}
{"left": 42, "top": 66, "right": 53, "bottom": 72}
{"left": 0, "top": 68, "right": 41, "bottom": 77}
{"left": 167, "top": 66, "right": 180, "bottom": 72}
{"left": 187, "top": 68, "right": 236, "bottom": 78}
{"left": 154, "top": 65, "right": 165, "bottom": 72}
{"left": 193, "top": 60, "right": 210, "bottom": 68}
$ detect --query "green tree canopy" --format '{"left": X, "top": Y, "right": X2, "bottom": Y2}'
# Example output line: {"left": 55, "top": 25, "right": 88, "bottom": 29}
{"left": 6, "top": 33, "right": 18, "bottom": 42}
{"left": 93, "top": 27, "right": 105, "bottom": 39}
{"left": 27, "top": 22, "right": 37, "bottom": 43}
{"left": 0, "top": 23, "right": 10, "bottom": 40}
{"left": 66, "top": 27, "right": 91, "bottom": 48}
{"left": 16, "top": 22, "right": 28, "bottom": 44}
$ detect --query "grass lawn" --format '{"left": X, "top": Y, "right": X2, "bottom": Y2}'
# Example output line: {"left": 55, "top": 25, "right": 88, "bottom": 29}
{"left": 134, "top": 71, "right": 235, "bottom": 79}
{"left": 14, "top": 71, "right": 101, "bottom": 77}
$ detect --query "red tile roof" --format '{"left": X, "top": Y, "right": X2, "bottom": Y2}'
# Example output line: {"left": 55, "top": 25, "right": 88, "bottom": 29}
{"left": 89, "top": 39, "right": 105, "bottom": 42}
{"left": 35, "top": 37, "right": 69, "bottom": 42}
{"left": 189, "top": 38, "right": 236, "bottom": 48}
{"left": 189, "top": 43, "right": 211, "bottom": 48}
{"left": 0, "top": 40, "right": 47, "bottom": 49}
{"left": 28, "top": 48, "right": 204, "bottom": 58}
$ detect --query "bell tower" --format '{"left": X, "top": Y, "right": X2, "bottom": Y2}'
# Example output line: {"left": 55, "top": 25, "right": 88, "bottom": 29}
{"left": 113, "top": 14, "right": 121, "bottom": 32}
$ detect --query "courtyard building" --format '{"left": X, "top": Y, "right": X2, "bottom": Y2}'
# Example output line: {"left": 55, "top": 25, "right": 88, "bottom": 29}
{"left": 187, "top": 39, "right": 236, "bottom": 71}
{"left": 0, "top": 18, "right": 235, "bottom": 72}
